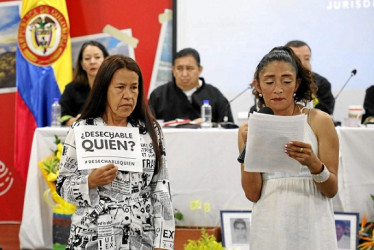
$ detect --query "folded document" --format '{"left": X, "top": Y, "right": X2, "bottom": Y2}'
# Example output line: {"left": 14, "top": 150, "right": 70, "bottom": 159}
{"left": 244, "top": 112, "right": 306, "bottom": 173}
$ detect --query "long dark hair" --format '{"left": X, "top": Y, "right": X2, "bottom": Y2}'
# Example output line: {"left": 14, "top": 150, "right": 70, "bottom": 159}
{"left": 79, "top": 55, "right": 162, "bottom": 173}
{"left": 73, "top": 40, "right": 109, "bottom": 85}
{"left": 252, "top": 46, "right": 316, "bottom": 108}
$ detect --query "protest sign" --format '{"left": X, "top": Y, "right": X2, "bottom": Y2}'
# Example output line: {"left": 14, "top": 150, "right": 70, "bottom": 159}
{"left": 74, "top": 125, "right": 142, "bottom": 172}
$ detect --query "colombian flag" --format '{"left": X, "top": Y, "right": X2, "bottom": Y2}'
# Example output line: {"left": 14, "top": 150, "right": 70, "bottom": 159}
{"left": 15, "top": 0, "right": 72, "bottom": 181}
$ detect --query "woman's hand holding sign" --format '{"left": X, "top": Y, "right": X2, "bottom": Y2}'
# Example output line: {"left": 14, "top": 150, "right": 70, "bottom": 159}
{"left": 88, "top": 163, "right": 118, "bottom": 189}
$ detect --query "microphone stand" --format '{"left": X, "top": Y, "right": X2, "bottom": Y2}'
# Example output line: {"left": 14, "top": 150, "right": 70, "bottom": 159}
{"left": 219, "top": 85, "right": 252, "bottom": 129}
{"left": 334, "top": 70, "right": 357, "bottom": 100}
{"left": 333, "top": 69, "right": 357, "bottom": 126}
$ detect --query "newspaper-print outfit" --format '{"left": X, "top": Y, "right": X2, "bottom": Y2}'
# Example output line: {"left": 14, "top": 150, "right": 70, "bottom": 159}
{"left": 56, "top": 118, "right": 175, "bottom": 250}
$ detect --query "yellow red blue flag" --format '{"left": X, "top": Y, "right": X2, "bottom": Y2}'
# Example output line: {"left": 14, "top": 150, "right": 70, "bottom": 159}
{"left": 15, "top": 0, "right": 72, "bottom": 181}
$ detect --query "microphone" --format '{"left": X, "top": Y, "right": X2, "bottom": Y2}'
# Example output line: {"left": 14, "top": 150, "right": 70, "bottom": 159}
{"left": 237, "top": 106, "right": 274, "bottom": 163}
{"left": 219, "top": 85, "right": 252, "bottom": 129}
{"left": 334, "top": 69, "right": 357, "bottom": 101}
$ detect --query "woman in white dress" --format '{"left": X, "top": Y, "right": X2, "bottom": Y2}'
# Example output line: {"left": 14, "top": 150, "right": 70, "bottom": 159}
{"left": 238, "top": 46, "right": 339, "bottom": 249}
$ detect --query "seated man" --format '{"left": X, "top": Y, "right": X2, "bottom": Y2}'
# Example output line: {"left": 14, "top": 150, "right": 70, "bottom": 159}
{"left": 286, "top": 40, "right": 335, "bottom": 115}
{"left": 149, "top": 48, "right": 234, "bottom": 124}
{"left": 362, "top": 85, "right": 374, "bottom": 123}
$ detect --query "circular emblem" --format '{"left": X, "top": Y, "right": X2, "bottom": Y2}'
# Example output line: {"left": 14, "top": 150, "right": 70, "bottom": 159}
{"left": 0, "top": 161, "right": 14, "bottom": 196}
{"left": 18, "top": 5, "right": 69, "bottom": 66}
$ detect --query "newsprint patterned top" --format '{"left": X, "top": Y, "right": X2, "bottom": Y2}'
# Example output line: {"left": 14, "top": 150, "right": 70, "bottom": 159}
{"left": 56, "top": 118, "right": 175, "bottom": 249}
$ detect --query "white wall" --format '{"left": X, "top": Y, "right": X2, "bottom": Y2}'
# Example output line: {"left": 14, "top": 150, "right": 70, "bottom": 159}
{"left": 176, "top": 0, "right": 374, "bottom": 124}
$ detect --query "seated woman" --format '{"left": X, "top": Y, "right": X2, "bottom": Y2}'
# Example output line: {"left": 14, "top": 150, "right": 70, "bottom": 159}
{"left": 59, "top": 40, "right": 109, "bottom": 126}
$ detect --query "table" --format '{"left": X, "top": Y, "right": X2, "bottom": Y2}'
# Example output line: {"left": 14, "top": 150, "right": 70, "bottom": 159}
{"left": 19, "top": 127, "right": 374, "bottom": 249}
{"left": 335, "top": 127, "right": 374, "bottom": 219}
{"left": 19, "top": 128, "right": 70, "bottom": 249}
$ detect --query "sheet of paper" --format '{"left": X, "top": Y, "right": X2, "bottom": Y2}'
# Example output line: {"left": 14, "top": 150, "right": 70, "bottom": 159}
{"left": 74, "top": 125, "right": 142, "bottom": 172}
{"left": 244, "top": 113, "right": 306, "bottom": 173}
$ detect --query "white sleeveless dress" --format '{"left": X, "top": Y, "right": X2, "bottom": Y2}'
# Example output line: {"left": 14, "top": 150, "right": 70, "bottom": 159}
{"left": 249, "top": 115, "right": 338, "bottom": 250}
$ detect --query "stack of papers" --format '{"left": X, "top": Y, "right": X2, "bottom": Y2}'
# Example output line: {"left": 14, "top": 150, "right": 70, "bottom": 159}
{"left": 244, "top": 112, "right": 306, "bottom": 173}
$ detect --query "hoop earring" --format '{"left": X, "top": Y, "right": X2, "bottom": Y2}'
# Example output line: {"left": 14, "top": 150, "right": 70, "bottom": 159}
{"left": 259, "top": 93, "right": 263, "bottom": 98}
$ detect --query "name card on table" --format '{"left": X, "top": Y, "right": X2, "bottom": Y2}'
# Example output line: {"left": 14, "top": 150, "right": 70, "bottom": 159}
{"left": 74, "top": 125, "right": 142, "bottom": 172}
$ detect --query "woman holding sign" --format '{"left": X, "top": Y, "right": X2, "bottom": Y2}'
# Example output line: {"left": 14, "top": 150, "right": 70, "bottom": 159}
{"left": 238, "top": 47, "right": 339, "bottom": 249}
{"left": 57, "top": 55, "right": 175, "bottom": 249}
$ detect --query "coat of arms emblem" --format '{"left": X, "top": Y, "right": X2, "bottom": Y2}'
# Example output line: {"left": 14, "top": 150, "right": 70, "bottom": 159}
{"left": 18, "top": 5, "right": 69, "bottom": 66}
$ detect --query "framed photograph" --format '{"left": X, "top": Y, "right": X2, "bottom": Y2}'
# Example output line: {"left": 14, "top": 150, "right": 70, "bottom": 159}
{"left": 220, "top": 210, "right": 251, "bottom": 250}
{"left": 334, "top": 212, "right": 359, "bottom": 250}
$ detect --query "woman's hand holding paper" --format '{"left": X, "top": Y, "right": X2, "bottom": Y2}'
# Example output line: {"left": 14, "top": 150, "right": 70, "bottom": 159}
{"left": 284, "top": 141, "right": 322, "bottom": 174}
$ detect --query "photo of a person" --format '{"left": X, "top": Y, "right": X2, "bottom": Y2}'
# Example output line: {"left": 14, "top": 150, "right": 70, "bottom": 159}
{"left": 336, "top": 220, "right": 351, "bottom": 249}
{"left": 230, "top": 218, "right": 250, "bottom": 244}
